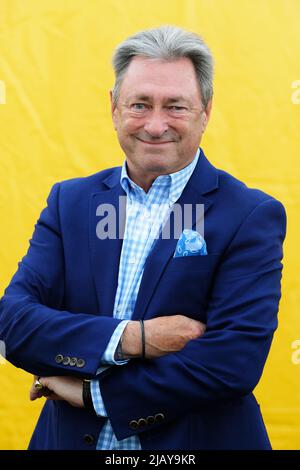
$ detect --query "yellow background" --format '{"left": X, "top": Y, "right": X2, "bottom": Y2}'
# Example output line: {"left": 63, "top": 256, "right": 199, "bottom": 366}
{"left": 0, "top": 0, "right": 299, "bottom": 450}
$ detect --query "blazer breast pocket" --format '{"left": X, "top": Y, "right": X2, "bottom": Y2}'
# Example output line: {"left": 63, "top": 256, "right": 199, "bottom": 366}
{"left": 167, "top": 253, "right": 222, "bottom": 272}
{"left": 147, "top": 254, "right": 222, "bottom": 319}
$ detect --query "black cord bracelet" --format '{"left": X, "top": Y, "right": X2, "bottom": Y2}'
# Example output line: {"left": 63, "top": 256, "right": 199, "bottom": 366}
{"left": 140, "top": 319, "right": 145, "bottom": 360}
{"left": 115, "top": 336, "right": 124, "bottom": 360}
{"left": 82, "top": 379, "right": 94, "bottom": 411}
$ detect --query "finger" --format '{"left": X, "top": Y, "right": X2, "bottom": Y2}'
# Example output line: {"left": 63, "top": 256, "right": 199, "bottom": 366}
{"left": 46, "top": 394, "right": 63, "bottom": 401}
{"left": 31, "top": 376, "right": 51, "bottom": 400}
{"left": 41, "top": 387, "right": 53, "bottom": 397}
{"left": 38, "top": 377, "right": 54, "bottom": 390}
{"left": 35, "top": 377, "right": 53, "bottom": 397}
{"left": 30, "top": 387, "right": 44, "bottom": 401}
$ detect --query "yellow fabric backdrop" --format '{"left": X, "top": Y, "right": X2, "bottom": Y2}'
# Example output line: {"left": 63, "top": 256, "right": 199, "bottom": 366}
{"left": 0, "top": 0, "right": 299, "bottom": 450}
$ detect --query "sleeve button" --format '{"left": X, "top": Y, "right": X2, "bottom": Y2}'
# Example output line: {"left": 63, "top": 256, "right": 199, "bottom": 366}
{"left": 62, "top": 356, "right": 70, "bottom": 366}
{"left": 154, "top": 413, "right": 165, "bottom": 423}
{"left": 129, "top": 420, "right": 139, "bottom": 430}
{"left": 137, "top": 418, "right": 147, "bottom": 428}
{"left": 55, "top": 354, "right": 64, "bottom": 364}
{"left": 69, "top": 357, "right": 77, "bottom": 367}
{"left": 146, "top": 415, "right": 155, "bottom": 425}
{"left": 83, "top": 434, "right": 95, "bottom": 445}
{"left": 76, "top": 358, "right": 85, "bottom": 368}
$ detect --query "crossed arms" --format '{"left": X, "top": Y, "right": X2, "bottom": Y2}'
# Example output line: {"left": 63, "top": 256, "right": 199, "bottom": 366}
{"left": 29, "top": 315, "right": 206, "bottom": 407}
{"left": 0, "top": 182, "right": 286, "bottom": 439}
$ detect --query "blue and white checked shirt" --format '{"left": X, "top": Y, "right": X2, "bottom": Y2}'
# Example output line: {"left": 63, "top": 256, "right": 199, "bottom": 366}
{"left": 91, "top": 149, "right": 200, "bottom": 450}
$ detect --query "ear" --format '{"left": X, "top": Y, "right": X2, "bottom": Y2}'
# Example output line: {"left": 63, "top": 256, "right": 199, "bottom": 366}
{"left": 201, "top": 98, "right": 213, "bottom": 133}
{"left": 110, "top": 90, "right": 118, "bottom": 130}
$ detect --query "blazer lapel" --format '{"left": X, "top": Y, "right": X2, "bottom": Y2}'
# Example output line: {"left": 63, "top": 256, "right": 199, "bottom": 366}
{"left": 132, "top": 149, "right": 219, "bottom": 320}
{"left": 89, "top": 169, "right": 126, "bottom": 316}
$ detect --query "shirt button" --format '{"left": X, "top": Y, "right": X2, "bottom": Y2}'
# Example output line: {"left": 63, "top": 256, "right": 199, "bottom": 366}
{"left": 129, "top": 256, "right": 136, "bottom": 264}
{"left": 116, "top": 305, "right": 122, "bottom": 313}
{"left": 141, "top": 210, "right": 151, "bottom": 220}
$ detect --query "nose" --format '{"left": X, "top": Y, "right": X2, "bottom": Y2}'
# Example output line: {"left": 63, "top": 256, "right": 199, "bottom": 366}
{"left": 143, "top": 109, "right": 169, "bottom": 138}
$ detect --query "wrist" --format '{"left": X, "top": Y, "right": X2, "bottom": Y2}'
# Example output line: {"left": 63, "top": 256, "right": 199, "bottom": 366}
{"left": 140, "top": 319, "right": 146, "bottom": 360}
{"left": 121, "top": 321, "right": 142, "bottom": 358}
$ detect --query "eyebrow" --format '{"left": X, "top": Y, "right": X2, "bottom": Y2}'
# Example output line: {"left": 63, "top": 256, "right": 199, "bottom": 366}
{"left": 127, "top": 94, "right": 191, "bottom": 104}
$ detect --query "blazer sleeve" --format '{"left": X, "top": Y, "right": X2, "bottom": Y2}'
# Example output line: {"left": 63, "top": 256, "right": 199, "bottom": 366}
{"left": 0, "top": 183, "right": 122, "bottom": 377}
{"left": 97, "top": 197, "right": 287, "bottom": 440}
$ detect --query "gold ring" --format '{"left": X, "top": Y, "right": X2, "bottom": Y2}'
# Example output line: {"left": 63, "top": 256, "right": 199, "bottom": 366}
{"left": 34, "top": 378, "right": 44, "bottom": 391}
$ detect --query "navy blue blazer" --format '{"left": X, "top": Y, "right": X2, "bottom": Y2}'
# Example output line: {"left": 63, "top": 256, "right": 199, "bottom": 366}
{"left": 0, "top": 149, "right": 286, "bottom": 450}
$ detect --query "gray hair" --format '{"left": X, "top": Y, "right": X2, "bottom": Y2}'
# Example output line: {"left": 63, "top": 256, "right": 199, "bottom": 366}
{"left": 112, "top": 25, "right": 214, "bottom": 108}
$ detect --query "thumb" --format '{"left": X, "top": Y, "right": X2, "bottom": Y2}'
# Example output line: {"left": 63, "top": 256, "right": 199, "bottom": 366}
{"left": 30, "top": 377, "right": 44, "bottom": 401}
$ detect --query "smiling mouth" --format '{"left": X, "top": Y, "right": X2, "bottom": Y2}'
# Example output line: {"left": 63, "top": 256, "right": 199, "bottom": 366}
{"left": 136, "top": 137, "right": 173, "bottom": 145}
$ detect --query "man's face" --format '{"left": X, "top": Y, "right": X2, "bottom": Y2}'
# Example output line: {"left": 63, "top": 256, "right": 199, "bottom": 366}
{"left": 111, "top": 56, "right": 211, "bottom": 187}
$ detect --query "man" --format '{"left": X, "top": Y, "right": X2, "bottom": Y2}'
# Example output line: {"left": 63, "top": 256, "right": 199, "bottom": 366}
{"left": 0, "top": 26, "right": 286, "bottom": 450}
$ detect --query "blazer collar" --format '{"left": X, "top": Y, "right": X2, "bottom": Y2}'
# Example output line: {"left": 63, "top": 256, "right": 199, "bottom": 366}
{"left": 102, "top": 148, "right": 219, "bottom": 196}
{"left": 187, "top": 147, "right": 219, "bottom": 196}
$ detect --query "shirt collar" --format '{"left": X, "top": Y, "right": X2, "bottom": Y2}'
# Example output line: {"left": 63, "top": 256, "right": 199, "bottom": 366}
{"left": 120, "top": 148, "right": 200, "bottom": 204}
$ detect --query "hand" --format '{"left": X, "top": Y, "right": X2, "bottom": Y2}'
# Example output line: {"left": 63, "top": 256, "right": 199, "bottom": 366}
{"left": 30, "top": 375, "right": 52, "bottom": 401}
{"left": 122, "top": 315, "right": 206, "bottom": 359}
{"left": 29, "top": 376, "right": 84, "bottom": 408}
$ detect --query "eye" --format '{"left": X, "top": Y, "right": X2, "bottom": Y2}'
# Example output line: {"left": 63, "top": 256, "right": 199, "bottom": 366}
{"left": 131, "top": 103, "right": 147, "bottom": 111}
{"left": 168, "top": 106, "right": 188, "bottom": 113}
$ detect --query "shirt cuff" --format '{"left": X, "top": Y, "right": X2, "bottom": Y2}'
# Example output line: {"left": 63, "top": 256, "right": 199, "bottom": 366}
{"left": 91, "top": 321, "right": 131, "bottom": 416}
{"left": 100, "top": 320, "right": 130, "bottom": 367}
{"left": 91, "top": 379, "right": 107, "bottom": 417}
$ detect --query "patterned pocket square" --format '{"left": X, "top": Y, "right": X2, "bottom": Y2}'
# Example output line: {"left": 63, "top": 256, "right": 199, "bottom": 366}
{"left": 174, "top": 229, "right": 207, "bottom": 257}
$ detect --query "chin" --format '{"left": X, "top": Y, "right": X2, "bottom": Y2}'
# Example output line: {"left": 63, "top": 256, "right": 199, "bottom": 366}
{"left": 147, "top": 165, "right": 169, "bottom": 175}
{"left": 143, "top": 158, "right": 173, "bottom": 174}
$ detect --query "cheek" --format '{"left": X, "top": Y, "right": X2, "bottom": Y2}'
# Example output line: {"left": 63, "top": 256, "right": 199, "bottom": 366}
{"left": 171, "top": 118, "right": 197, "bottom": 136}
{"left": 186, "top": 122, "right": 202, "bottom": 140}
{"left": 120, "top": 116, "right": 144, "bottom": 134}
